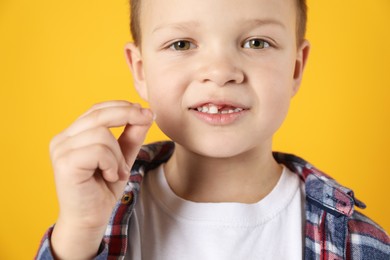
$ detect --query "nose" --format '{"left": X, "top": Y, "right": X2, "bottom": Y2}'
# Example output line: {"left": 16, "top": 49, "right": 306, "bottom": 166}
{"left": 196, "top": 50, "right": 245, "bottom": 87}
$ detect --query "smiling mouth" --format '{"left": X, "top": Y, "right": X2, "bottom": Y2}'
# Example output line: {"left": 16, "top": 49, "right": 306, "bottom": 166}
{"left": 191, "top": 103, "right": 245, "bottom": 114}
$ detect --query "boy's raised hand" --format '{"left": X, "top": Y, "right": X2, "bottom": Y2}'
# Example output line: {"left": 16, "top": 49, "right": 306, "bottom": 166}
{"left": 49, "top": 101, "right": 154, "bottom": 259}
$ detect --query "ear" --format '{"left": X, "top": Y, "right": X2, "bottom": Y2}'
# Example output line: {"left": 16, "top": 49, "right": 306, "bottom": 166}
{"left": 292, "top": 40, "right": 310, "bottom": 96}
{"left": 124, "top": 43, "right": 148, "bottom": 101}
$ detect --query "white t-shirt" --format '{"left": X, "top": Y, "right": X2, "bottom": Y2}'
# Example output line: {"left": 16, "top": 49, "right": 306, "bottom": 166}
{"left": 127, "top": 165, "right": 305, "bottom": 260}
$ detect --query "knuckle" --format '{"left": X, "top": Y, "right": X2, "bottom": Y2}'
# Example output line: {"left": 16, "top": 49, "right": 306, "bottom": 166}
{"left": 49, "top": 134, "right": 63, "bottom": 154}
{"left": 83, "top": 102, "right": 106, "bottom": 117}
{"left": 53, "top": 152, "right": 71, "bottom": 173}
{"left": 87, "top": 109, "right": 110, "bottom": 127}
{"left": 90, "top": 109, "right": 102, "bottom": 124}
{"left": 93, "top": 143, "right": 112, "bottom": 157}
{"left": 49, "top": 139, "right": 56, "bottom": 154}
{"left": 50, "top": 148, "right": 61, "bottom": 163}
{"left": 90, "top": 101, "right": 105, "bottom": 110}
{"left": 93, "top": 126, "right": 112, "bottom": 141}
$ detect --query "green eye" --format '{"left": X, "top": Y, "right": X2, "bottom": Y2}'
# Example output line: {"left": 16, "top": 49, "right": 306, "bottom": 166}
{"left": 243, "top": 39, "right": 270, "bottom": 49}
{"left": 170, "top": 40, "right": 194, "bottom": 51}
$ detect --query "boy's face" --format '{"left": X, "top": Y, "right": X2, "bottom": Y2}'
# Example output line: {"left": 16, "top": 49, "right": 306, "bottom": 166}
{"left": 127, "top": 0, "right": 309, "bottom": 158}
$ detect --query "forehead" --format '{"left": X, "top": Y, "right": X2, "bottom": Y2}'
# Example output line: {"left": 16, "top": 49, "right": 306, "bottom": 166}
{"left": 140, "top": 0, "right": 297, "bottom": 32}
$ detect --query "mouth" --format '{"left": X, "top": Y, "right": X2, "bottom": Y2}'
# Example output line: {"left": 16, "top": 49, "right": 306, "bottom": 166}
{"left": 190, "top": 103, "right": 247, "bottom": 114}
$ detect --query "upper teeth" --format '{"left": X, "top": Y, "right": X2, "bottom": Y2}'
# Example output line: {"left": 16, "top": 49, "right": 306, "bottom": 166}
{"left": 196, "top": 104, "right": 243, "bottom": 114}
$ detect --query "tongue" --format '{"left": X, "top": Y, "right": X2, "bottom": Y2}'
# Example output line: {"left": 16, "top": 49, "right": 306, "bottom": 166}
{"left": 217, "top": 105, "right": 236, "bottom": 112}
{"left": 208, "top": 104, "right": 235, "bottom": 110}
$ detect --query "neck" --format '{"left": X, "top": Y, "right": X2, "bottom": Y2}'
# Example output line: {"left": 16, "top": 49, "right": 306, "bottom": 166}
{"left": 164, "top": 142, "right": 282, "bottom": 203}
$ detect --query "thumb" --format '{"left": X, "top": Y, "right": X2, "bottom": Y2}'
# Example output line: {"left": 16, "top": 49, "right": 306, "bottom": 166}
{"left": 118, "top": 121, "right": 152, "bottom": 169}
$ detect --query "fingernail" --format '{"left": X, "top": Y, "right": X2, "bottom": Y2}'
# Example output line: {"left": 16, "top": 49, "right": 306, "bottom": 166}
{"left": 141, "top": 108, "right": 153, "bottom": 118}
{"left": 141, "top": 108, "right": 156, "bottom": 121}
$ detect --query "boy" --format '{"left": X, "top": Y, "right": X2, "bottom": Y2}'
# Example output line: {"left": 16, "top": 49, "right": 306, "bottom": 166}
{"left": 36, "top": 0, "right": 389, "bottom": 259}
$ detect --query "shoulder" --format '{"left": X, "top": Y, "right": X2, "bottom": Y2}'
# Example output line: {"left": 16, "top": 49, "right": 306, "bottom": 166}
{"left": 347, "top": 210, "right": 390, "bottom": 258}
{"left": 273, "top": 152, "right": 390, "bottom": 258}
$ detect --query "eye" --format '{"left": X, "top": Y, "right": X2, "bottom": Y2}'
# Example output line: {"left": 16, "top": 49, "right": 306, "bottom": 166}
{"left": 169, "top": 40, "right": 196, "bottom": 51}
{"left": 242, "top": 39, "right": 270, "bottom": 49}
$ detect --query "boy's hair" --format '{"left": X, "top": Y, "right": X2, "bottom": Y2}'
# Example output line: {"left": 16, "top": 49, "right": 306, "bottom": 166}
{"left": 130, "top": 0, "right": 307, "bottom": 46}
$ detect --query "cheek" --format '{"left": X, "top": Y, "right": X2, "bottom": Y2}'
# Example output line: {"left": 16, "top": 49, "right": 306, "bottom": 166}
{"left": 144, "top": 61, "right": 188, "bottom": 101}
{"left": 143, "top": 61, "right": 192, "bottom": 127}
{"left": 249, "top": 63, "right": 294, "bottom": 131}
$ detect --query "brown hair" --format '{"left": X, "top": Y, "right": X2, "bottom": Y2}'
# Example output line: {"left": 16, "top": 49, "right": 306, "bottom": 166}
{"left": 130, "top": 0, "right": 307, "bottom": 46}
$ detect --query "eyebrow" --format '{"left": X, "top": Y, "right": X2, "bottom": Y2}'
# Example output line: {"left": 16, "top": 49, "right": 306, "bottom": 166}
{"left": 152, "top": 21, "right": 200, "bottom": 34}
{"left": 152, "top": 18, "right": 285, "bottom": 34}
{"left": 242, "top": 18, "right": 286, "bottom": 30}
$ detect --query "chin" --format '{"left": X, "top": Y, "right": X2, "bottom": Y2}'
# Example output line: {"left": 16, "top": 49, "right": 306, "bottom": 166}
{"left": 160, "top": 122, "right": 270, "bottom": 159}
{"left": 180, "top": 137, "right": 256, "bottom": 159}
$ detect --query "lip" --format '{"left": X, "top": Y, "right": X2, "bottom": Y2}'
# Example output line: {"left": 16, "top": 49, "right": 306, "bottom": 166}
{"left": 190, "top": 109, "right": 247, "bottom": 125}
{"left": 188, "top": 100, "right": 249, "bottom": 126}
{"left": 189, "top": 100, "right": 250, "bottom": 111}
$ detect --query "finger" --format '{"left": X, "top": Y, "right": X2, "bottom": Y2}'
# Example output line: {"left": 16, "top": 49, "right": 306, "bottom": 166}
{"left": 50, "top": 102, "right": 142, "bottom": 151}
{"left": 118, "top": 123, "right": 151, "bottom": 168}
{"left": 77, "top": 101, "right": 141, "bottom": 120}
{"left": 65, "top": 105, "right": 154, "bottom": 137}
{"left": 52, "top": 127, "right": 129, "bottom": 178}
{"left": 55, "top": 144, "right": 121, "bottom": 184}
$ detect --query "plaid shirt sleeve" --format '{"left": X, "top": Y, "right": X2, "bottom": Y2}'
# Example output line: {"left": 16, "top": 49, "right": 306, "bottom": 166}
{"left": 346, "top": 211, "right": 389, "bottom": 259}
{"left": 34, "top": 226, "right": 109, "bottom": 260}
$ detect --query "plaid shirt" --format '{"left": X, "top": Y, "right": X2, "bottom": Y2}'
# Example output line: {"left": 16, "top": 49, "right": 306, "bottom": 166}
{"left": 36, "top": 141, "right": 390, "bottom": 260}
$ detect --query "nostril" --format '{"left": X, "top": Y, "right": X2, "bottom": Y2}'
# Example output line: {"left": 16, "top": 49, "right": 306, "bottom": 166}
{"left": 198, "top": 59, "right": 245, "bottom": 86}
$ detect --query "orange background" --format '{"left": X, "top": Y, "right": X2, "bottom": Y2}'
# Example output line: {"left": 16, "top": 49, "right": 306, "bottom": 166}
{"left": 0, "top": 0, "right": 389, "bottom": 258}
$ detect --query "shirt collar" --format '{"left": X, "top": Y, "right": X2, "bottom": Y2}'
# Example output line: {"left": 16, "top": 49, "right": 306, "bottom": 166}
{"left": 132, "top": 141, "right": 365, "bottom": 218}
{"left": 273, "top": 152, "right": 366, "bottom": 217}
